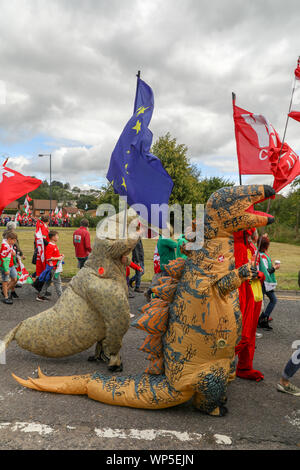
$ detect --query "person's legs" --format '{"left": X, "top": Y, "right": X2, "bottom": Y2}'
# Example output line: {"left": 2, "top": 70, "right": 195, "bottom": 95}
{"left": 277, "top": 347, "right": 300, "bottom": 396}
{"left": 236, "top": 283, "right": 264, "bottom": 381}
{"left": 53, "top": 274, "right": 62, "bottom": 297}
{"left": 77, "top": 257, "right": 88, "bottom": 269}
{"left": 264, "top": 290, "right": 277, "bottom": 319}
{"left": 2, "top": 280, "right": 9, "bottom": 298}
{"left": 134, "top": 262, "right": 144, "bottom": 291}
{"left": 8, "top": 267, "right": 18, "bottom": 297}
{"left": 282, "top": 348, "right": 300, "bottom": 382}
{"left": 1, "top": 271, "right": 13, "bottom": 304}
{"left": 38, "top": 279, "right": 52, "bottom": 298}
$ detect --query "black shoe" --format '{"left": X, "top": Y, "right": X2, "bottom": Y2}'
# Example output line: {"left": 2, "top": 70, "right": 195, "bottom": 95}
{"left": 10, "top": 291, "right": 19, "bottom": 299}
{"left": 2, "top": 297, "right": 13, "bottom": 305}
{"left": 259, "top": 318, "right": 273, "bottom": 330}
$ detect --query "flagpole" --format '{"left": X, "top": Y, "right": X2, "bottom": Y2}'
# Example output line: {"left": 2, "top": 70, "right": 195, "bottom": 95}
{"left": 122, "top": 70, "right": 141, "bottom": 238}
{"left": 133, "top": 70, "right": 141, "bottom": 114}
{"left": 277, "top": 74, "right": 297, "bottom": 162}
{"left": 255, "top": 64, "right": 298, "bottom": 264}
{"left": 232, "top": 92, "right": 242, "bottom": 185}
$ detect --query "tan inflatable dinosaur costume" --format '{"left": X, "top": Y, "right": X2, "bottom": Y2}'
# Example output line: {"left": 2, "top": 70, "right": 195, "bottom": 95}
{"left": 12, "top": 185, "right": 275, "bottom": 416}
{"left": 2, "top": 216, "right": 141, "bottom": 371}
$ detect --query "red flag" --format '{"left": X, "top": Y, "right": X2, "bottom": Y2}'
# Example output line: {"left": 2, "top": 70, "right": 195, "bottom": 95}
{"left": 233, "top": 98, "right": 278, "bottom": 175}
{"left": 269, "top": 143, "right": 300, "bottom": 192}
{"left": 0, "top": 165, "right": 41, "bottom": 215}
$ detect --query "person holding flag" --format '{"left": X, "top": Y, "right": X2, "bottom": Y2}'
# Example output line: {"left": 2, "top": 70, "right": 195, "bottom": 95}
{"left": 34, "top": 216, "right": 50, "bottom": 279}
{"left": 106, "top": 73, "right": 173, "bottom": 232}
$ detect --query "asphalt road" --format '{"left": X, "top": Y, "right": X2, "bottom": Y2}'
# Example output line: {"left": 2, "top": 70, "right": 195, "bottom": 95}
{"left": 0, "top": 283, "right": 300, "bottom": 451}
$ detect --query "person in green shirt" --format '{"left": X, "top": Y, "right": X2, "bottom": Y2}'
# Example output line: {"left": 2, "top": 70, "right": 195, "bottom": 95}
{"left": 157, "top": 235, "right": 178, "bottom": 273}
{"left": 258, "top": 234, "right": 280, "bottom": 330}
{"left": 176, "top": 234, "right": 188, "bottom": 260}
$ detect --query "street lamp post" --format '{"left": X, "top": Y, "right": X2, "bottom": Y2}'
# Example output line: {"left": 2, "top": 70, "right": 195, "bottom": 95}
{"left": 38, "top": 153, "right": 52, "bottom": 226}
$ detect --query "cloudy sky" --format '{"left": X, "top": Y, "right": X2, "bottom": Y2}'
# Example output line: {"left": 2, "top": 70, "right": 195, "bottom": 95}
{"left": 0, "top": 0, "right": 300, "bottom": 191}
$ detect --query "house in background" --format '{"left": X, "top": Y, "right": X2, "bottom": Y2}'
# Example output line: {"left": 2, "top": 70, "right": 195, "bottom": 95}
{"left": 3, "top": 201, "right": 19, "bottom": 214}
{"left": 62, "top": 207, "right": 84, "bottom": 218}
{"left": 32, "top": 199, "right": 57, "bottom": 217}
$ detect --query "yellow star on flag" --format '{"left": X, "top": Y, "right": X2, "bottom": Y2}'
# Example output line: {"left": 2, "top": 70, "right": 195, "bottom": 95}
{"left": 121, "top": 177, "right": 127, "bottom": 191}
{"left": 132, "top": 120, "right": 141, "bottom": 134}
{"left": 125, "top": 164, "right": 129, "bottom": 175}
{"left": 136, "top": 106, "right": 150, "bottom": 116}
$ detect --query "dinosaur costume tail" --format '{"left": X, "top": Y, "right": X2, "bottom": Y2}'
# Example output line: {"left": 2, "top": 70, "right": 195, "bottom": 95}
{"left": 12, "top": 258, "right": 193, "bottom": 409}
{"left": 12, "top": 368, "right": 193, "bottom": 409}
{"left": 0, "top": 324, "right": 21, "bottom": 355}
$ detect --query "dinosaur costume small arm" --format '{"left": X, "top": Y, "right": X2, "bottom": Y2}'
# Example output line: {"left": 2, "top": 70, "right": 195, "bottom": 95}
{"left": 13, "top": 185, "right": 275, "bottom": 416}
{"left": 1, "top": 232, "right": 140, "bottom": 371}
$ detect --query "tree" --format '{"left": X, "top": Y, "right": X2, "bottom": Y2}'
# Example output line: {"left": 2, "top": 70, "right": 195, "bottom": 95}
{"left": 198, "top": 176, "right": 234, "bottom": 204}
{"left": 151, "top": 133, "right": 234, "bottom": 206}
{"left": 151, "top": 133, "right": 201, "bottom": 207}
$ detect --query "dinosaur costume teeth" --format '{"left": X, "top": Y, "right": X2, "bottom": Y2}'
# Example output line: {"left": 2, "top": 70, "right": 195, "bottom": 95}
{"left": 12, "top": 185, "right": 275, "bottom": 416}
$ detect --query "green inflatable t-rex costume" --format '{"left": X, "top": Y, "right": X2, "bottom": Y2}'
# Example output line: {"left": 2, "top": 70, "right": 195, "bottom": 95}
{"left": 13, "top": 185, "right": 275, "bottom": 416}
{"left": 2, "top": 223, "right": 141, "bottom": 372}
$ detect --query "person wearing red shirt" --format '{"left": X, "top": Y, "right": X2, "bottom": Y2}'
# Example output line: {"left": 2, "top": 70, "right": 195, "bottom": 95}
{"left": 73, "top": 219, "right": 92, "bottom": 269}
{"left": 36, "top": 231, "right": 64, "bottom": 301}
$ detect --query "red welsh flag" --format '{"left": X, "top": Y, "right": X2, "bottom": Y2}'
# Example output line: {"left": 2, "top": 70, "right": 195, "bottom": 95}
{"left": 269, "top": 142, "right": 300, "bottom": 192}
{"left": 0, "top": 164, "right": 41, "bottom": 214}
{"left": 233, "top": 98, "right": 278, "bottom": 175}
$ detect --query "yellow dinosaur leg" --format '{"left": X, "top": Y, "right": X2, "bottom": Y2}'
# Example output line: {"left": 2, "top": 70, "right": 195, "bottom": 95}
{"left": 12, "top": 370, "right": 91, "bottom": 395}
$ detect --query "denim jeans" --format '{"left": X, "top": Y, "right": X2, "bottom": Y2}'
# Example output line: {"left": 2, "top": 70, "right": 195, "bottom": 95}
{"left": 130, "top": 262, "right": 144, "bottom": 289}
{"left": 261, "top": 287, "right": 277, "bottom": 320}
{"left": 282, "top": 346, "right": 300, "bottom": 380}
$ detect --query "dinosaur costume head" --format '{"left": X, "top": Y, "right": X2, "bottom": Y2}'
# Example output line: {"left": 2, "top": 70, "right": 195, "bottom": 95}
{"left": 203, "top": 184, "right": 275, "bottom": 240}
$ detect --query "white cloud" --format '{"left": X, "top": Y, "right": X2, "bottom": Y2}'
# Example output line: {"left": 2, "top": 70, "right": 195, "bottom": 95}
{"left": 0, "top": 0, "right": 299, "bottom": 190}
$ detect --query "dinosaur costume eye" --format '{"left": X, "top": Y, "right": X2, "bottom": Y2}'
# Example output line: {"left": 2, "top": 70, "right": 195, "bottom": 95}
{"left": 98, "top": 267, "right": 105, "bottom": 275}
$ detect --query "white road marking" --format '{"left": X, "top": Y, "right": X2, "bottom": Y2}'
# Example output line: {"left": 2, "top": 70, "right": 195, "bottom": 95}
{"left": 94, "top": 427, "right": 203, "bottom": 442}
{"left": 214, "top": 434, "right": 232, "bottom": 445}
{"left": 11, "top": 422, "right": 54, "bottom": 435}
{"left": 0, "top": 422, "right": 232, "bottom": 445}
{"left": 286, "top": 411, "right": 300, "bottom": 428}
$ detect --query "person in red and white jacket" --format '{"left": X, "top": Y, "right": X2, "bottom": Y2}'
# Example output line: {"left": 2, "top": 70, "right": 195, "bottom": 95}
{"left": 73, "top": 219, "right": 92, "bottom": 269}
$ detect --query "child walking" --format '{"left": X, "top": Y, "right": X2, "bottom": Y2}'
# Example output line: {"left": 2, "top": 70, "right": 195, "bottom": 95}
{"left": 0, "top": 231, "right": 18, "bottom": 305}
{"left": 36, "top": 231, "right": 64, "bottom": 301}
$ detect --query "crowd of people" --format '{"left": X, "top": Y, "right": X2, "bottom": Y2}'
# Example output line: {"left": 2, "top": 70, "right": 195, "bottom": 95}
{"left": 0, "top": 215, "right": 71, "bottom": 227}
{"left": 0, "top": 216, "right": 299, "bottom": 399}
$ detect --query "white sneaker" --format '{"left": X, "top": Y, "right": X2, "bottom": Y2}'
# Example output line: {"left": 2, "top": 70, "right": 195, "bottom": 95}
{"left": 277, "top": 382, "right": 300, "bottom": 396}
{"left": 256, "top": 332, "right": 263, "bottom": 338}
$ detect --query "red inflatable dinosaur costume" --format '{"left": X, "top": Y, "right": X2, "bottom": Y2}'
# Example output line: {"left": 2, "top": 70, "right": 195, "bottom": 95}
{"left": 234, "top": 229, "right": 264, "bottom": 381}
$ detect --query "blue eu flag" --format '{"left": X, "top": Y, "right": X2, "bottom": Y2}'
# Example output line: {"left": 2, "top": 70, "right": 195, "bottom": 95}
{"left": 106, "top": 77, "right": 174, "bottom": 228}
